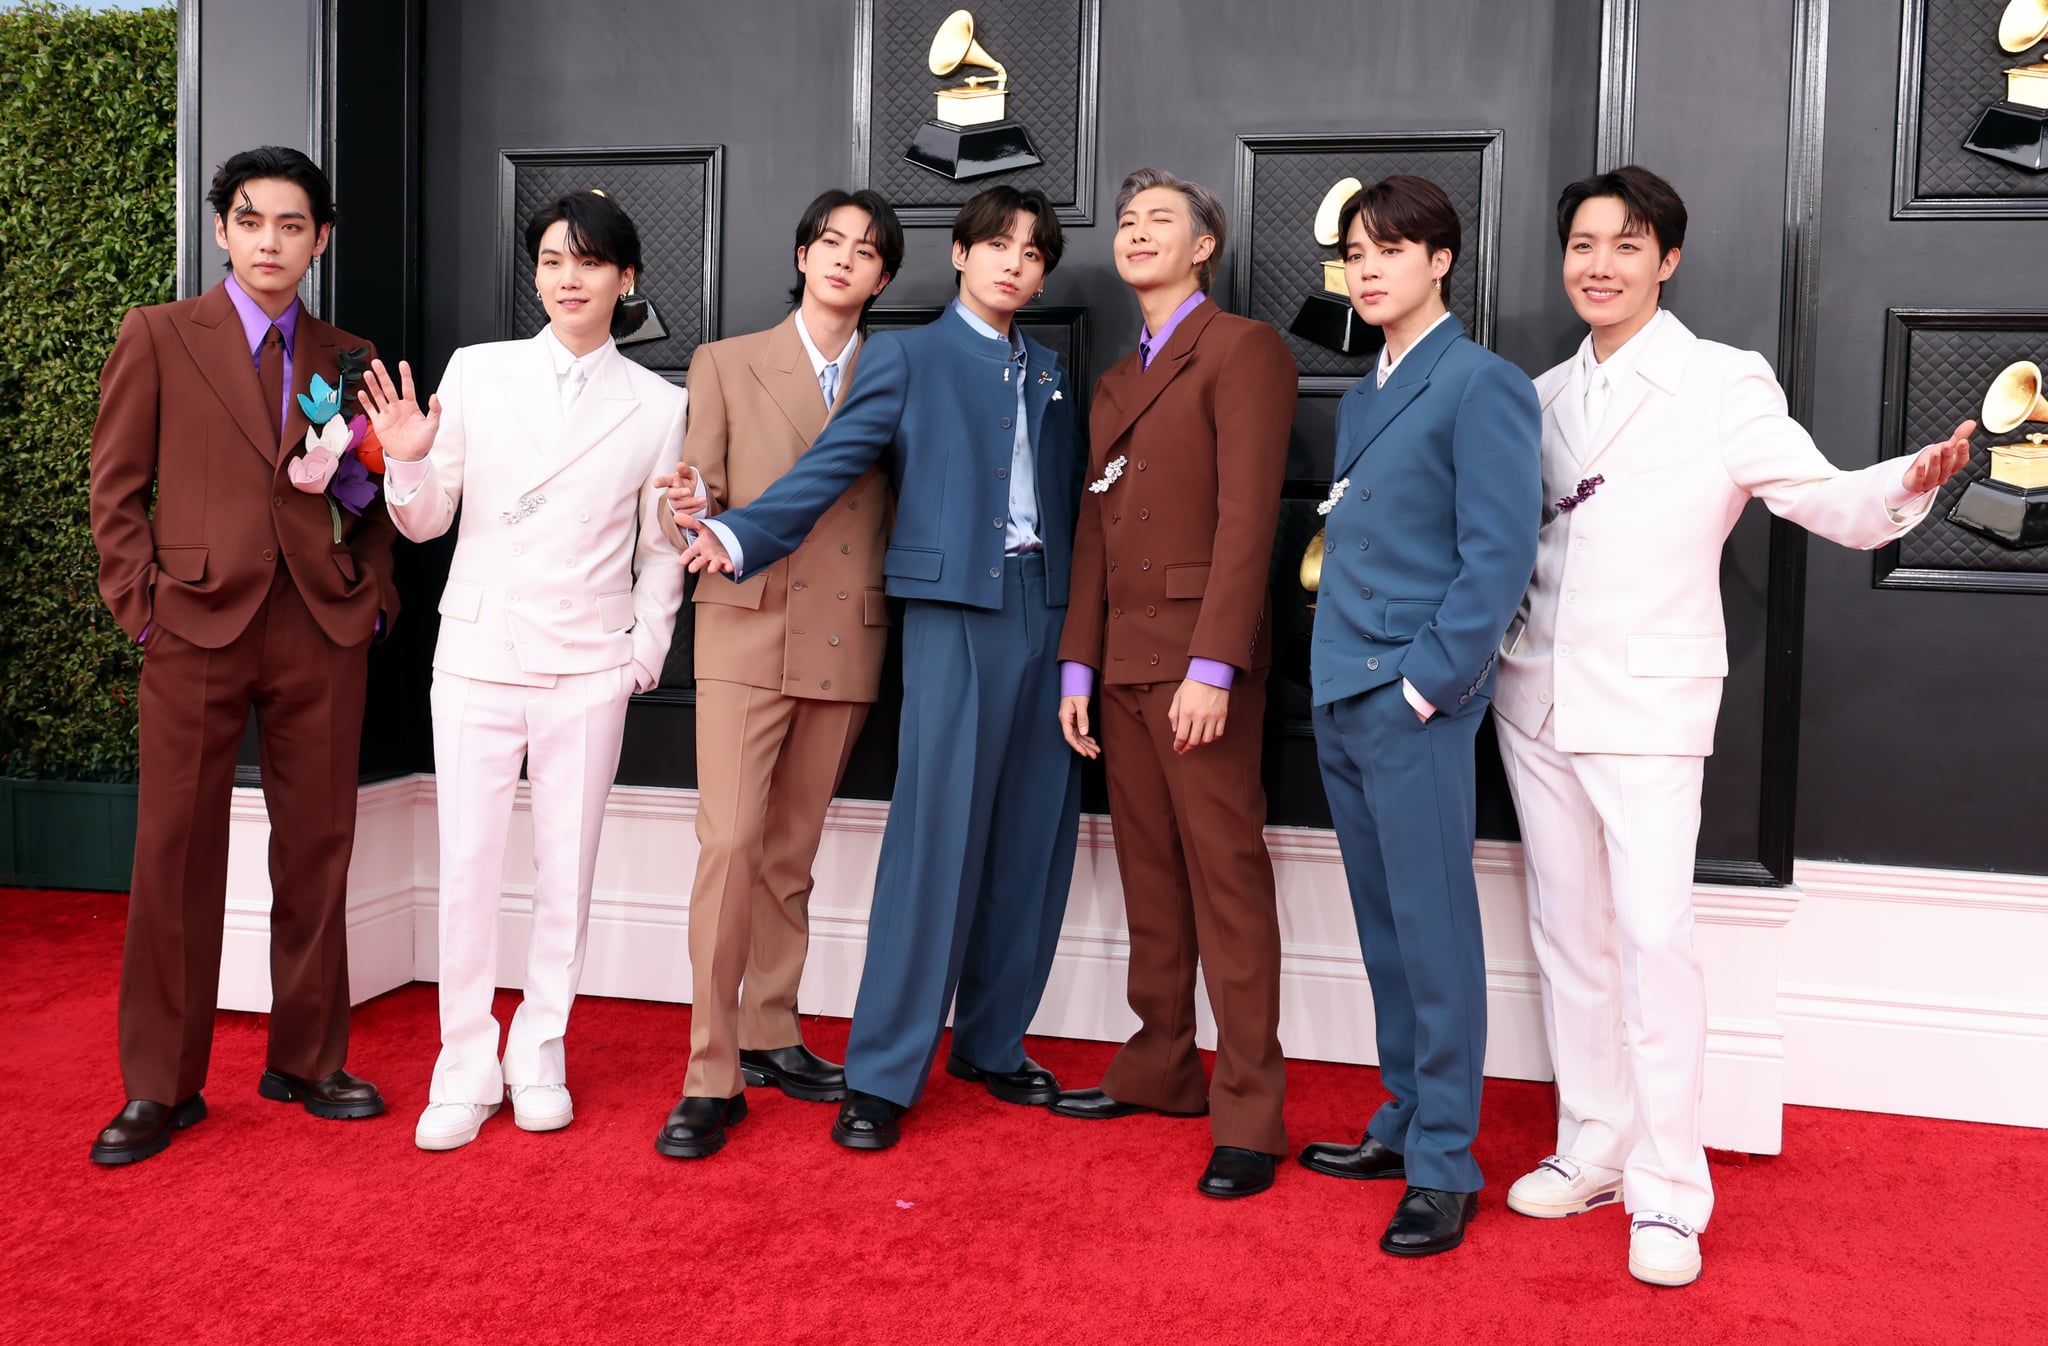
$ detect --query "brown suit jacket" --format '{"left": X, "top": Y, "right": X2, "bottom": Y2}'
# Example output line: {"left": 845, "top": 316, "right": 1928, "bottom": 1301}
{"left": 1058, "top": 300, "right": 1297, "bottom": 683}
{"left": 89, "top": 280, "right": 400, "bottom": 649}
{"left": 674, "top": 314, "right": 891, "bottom": 702}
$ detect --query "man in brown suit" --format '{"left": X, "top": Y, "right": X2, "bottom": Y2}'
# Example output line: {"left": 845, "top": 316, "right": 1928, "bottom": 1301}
{"left": 86, "top": 147, "right": 399, "bottom": 1165}
{"left": 653, "top": 190, "right": 903, "bottom": 1158}
{"left": 1053, "top": 168, "right": 1297, "bottom": 1198}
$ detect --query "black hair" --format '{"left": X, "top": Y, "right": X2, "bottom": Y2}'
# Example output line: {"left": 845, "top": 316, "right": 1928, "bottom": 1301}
{"left": 1337, "top": 175, "right": 1463, "bottom": 291}
{"left": 787, "top": 189, "right": 907, "bottom": 321}
{"left": 523, "top": 189, "right": 644, "bottom": 277}
{"left": 206, "top": 145, "right": 336, "bottom": 232}
{"left": 1555, "top": 165, "right": 1688, "bottom": 256}
{"left": 950, "top": 185, "right": 1064, "bottom": 288}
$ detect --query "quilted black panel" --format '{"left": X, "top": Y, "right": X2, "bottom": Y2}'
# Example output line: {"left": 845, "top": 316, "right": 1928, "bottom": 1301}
{"left": 860, "top": 0, "right": 1088, "bottom": 212}
{"left": 1892, "top": 320, "right": 2048, "bottom": 571}
{"left": 503, "top": 152, "right": 715, "bottom": 377}
{"left": 1910, "top": 0, "right": 2048, "bottom": 200}
{"left": 1238, "top": 140, "right": 1493, "bottom": 382}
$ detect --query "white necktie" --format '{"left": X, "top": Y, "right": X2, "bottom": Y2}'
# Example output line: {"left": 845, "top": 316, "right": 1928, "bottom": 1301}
{"left": 561, "top": 358, "right": 588, "bottom": 414}
{"left": 1585, "top": 365, "right": 1612, "bottom": 438}
{"left": 819, "top": 360, "right": 840, "bottom": 409}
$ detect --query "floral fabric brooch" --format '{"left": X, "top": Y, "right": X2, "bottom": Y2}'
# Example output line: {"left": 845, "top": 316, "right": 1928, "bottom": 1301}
{"left": 1088, "top": 455, "right": 1127, "bottom": 494}
{"left": 288, "top": 352, "right": 385, "bottom": 542}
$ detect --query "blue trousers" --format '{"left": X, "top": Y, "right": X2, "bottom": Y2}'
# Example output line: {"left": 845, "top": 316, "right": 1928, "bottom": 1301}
{"left": 844, "top": 555, "right": 1082, "bottom": 1107}
{"left": 1313, "top": 680, "right": 1488, "bottom": 1193}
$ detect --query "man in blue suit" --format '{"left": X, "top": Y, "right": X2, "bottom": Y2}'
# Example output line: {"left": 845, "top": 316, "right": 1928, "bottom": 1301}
{"left": 675, "top": 185, "right": 1085, "bottom": 1150}
{"left": 1291, "top": 177, "right": 1541, "bottom": 1256}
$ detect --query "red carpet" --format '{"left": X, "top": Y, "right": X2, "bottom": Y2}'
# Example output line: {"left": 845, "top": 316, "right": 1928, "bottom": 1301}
{"left": 4, "top": 887, "right": 2043, "bottom": 1345}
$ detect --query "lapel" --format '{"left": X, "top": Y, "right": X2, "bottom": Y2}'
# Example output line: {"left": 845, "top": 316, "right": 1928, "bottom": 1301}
{"left": 1022, "top": 330, "right": 1060, "bottom": 459}
{"left": 1333, "top": 313, "right": 1464, "bottom": 482}
{"left": 171, "top": 281, "right": 282, "bottom": 464}
{"left": 498, "top": 332, "right": 566, "bottom": 464}
{"left": 1579, "top": 313, "right": 1694, "bottom": 473}
{"left": 1543, "top": 352, "right": 1592, "bottom": 467}
{"left": 755, "top": 313, "right": 831, "bottom": 449}
{"left": 281, "top": 313, "right": 340, "bottom": 465}
{"left": 523, "top": 343, "right": 640, "bottom": 493}
{"left": 1089, "top": 298, "right": 1219, "bottom": 455}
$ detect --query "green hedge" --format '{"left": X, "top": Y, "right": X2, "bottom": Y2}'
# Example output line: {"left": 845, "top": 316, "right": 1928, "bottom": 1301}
{"left": 0, "top": 3, "right": 176, "bottom": 781}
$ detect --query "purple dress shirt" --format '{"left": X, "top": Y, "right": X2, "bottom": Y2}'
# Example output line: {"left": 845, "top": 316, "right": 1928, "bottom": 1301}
{"left": 224, "top": 272, "right": 300, "bottom": 432}
{"left": 1060, "top": 290, "right": 1234, "bottom": 699}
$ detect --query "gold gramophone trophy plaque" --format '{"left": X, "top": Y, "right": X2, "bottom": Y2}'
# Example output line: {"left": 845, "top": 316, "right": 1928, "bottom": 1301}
{"left": 902, "top": 9, "right": 1043, "bottom": 182}
{"left": 1964, "top": 0, "right": 2048, "bottom": 171}
{"left": 1949, "top": 359, "right": 2048, "bottom": 548}
{"left": 1289, "top": 177, "right": 1378, "bottom": 356}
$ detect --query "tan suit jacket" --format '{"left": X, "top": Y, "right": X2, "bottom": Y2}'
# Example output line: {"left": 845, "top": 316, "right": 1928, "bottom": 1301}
{"left": 671, "top": 314, "right": 890, "bottom": 702}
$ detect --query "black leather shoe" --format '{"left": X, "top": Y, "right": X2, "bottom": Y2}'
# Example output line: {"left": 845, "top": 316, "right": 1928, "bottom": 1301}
{"left": 830, "top": 1091, "right": 902, "bottom": 1150}
{"left": 944, "top": 1053, "right": 1059, "bottom": 1106}
{"left": 739, "top": 1045, "right": 846, "bottom": 1102}
{"left": 1198, "top": 1145, "right": 1280, "bottom": 1199}
{"left": 257, "top": 1067, "right": 386, "bottom": 1119}
{"left": 1380, "top": 1186, "right": 1480, "bottom": 1256}
{"left": 1048, "top": 1087, "right": 1208, "bottom": 1120}
{"left": 655, "top": 1093, "right": 748, "bottom": 1159}
{"left": 1298, "top": 1133, "right": 1406, "bottom": 1181}
{"left": 89, "top": 1094, "right": 206, "bottom": 1166}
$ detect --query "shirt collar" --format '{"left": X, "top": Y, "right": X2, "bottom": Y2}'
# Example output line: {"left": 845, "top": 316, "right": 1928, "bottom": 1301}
{"left": 540, "top": 324, "right": 618, "bottom": 380}
{"left": 224, "top": 272, "right": 300, "bottom": 357}
{"left": 1377, "top": 310, "right": 1455, "bottom": 385}
{"left": 950, "top": 298, "right": 1027, "bottom": 363}
{"left": 1140, "top": 289, "right": 1207, "bottom": 363}
{"left": 1579, "top": 307, "right": 1665, "bottom": 388}
{"left": 793, "top": 308, "right": 858, "bottom": 379}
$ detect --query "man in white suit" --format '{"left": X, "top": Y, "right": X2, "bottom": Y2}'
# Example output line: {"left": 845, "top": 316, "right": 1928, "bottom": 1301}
{"left": 361, "top": 190, "right": 686, "bottom": 1151}
{"left": 1492, "top": 167, "right": 1971, "bottom": 1287}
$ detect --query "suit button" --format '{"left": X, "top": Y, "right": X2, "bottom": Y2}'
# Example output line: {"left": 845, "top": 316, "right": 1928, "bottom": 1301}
{"left": 502, "top": 640, "right": 514, "bottom": 651}
{"left": 1359, "top": 488, "right": 1371, "bottom": 501}
{"left": 792, "top": 581, "right": 805, "bottom": 591}
{"left": 1111, "top": 515, "right": 1121, "bottom": 524}
{"left": 1539, "top": 691, "right": 1552, "bottom": 703}
{"left": 1113, "top": 607, "right": 1122, "bottom": 618}
{"left": 1001, "top": 417, "right": 1012, "bottom": 428}
{"left": 1138, "top": 508, "right": 1149, "bottom": 521}
{"left": 848, "top": 500, "right": 859, "bottom": 510}
{"left": 1137, "top": 459, "right": 1148, "bottom": 471}
{"left": 829, "top": 635, "right": 841, "bottom": 646}
{"left": 562, "top": 640, "right": 575, "bottom": 649}
{"left": 559, "top": 599, "right": 571, "bottom": 609}
{"left": 1559, "top": 644, "right": 1573, "bottom": 658}
{"left": 1359, "top": 538, "right": 1369, "bottom": 550}
{"left": 1109, "top": 561, "right": 1118, "bottom": 571}
{"left": 1149, "top": 654, "right": 1160, "bottom": 666}
{"left": 1566, "top": 592, "right": 1580, "bottom": 605}
{"left": 990, "top": 567, "right": 1001, "bottom": 578}
{"left": 820, "top": 679, "right": 832, "bottom": 690}
{"left": 1324, "top": 539, "right": 1334, "bottom": 553}
{"left": 508, "top": 593, "right": 519, "bottom": 604}
{"left": 565, "top": 556, "right": 576, "bottom": 567}
{"left": 1367, "top": 657, "right": 1380, "bottom": 671}
{"left": 1360, "top": 586, "right": 1373, "bottom": 599}
{"left": 1141, "top": 559, "right": 1151, "bottom": 570}
{"left": 261, "top": 548, "right": 274, "bottom": 561}
{"left": 273, "top": 496, "right": 284, "bottom": 508}
{"left": 997, "top": 468, "right": 1008, "bottom": 479}
{"left": 1574, "top": 538, "right": 1587, "bottom": 552}
{"left": 841, "top": 543, "right": 852, "bottom": 554}
{"left": 512, "top": 544, "right": 524, "bottom": 556}
{"left": 838, "top": 589, "right": 848, "bottom": 599}
{"left": 578, "top": 511, "right": 590, "bottom": 522}
{"left": 994, "top": 517, "right": 1005, "bottom": 528}
{"left": 1145, "top": 605, "right": 1156, "bottom": 616}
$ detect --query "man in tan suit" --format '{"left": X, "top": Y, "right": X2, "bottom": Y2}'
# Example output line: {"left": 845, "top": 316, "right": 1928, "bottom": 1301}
{"left": 87, "top": 147, "right": 399, "bottom": 1164}
{"left": 654, "top": 190, "right": 904, "bottom": 1158}
{"left": 1053, "top": 169, "right": 1298, "bottom": 1198}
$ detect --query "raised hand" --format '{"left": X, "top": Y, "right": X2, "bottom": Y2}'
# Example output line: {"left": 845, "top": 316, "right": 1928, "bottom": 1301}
{"left": 1058, "top": 694, "right": 1100, "bottom": 759}
{"left": 662, "top": 463, "right": 710, "bottom": 524}
{"left": 679, "top": 525, "right": 736, "bottom": 576}
{"left": 1903, "top": 419, "right": 1976, "bottom": 495}
{"left": 357, "top": 358, "right": 441, "bottom": 463}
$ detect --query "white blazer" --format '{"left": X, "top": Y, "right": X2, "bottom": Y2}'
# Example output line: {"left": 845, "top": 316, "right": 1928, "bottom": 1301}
{"left": 1494, "top": 313, "right": 1928, "bottom": 757}
{"left": 386, "top": 332, "right": 687, "bottom": 688}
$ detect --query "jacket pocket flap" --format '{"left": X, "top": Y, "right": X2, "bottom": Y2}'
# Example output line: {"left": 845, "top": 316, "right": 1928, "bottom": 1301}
{"left": 1627, "top": 634, "right": 1728, "bottom": 678}
{"left": 597, "top": 590, "right": 635, "bottom": 632}
{"left": 863, "top": 587, "right": 890, "bottom": 628}
{"left": 882, "top": 546, "right": 944, "bottom": 582}
{"left": 438, "top": 579, "right": 483, "bottom": 622}
{"left": 1163, "top": 563, "right": 1210, "bottom": 599}
{"left": 694, "top": 572, "right": 766, "bottom": 610}
{"left": 155, "top": 545, "right": 207, "bottom": 583}
{"left": 1383, "top": 599, "right": 1436, "bottom": 640}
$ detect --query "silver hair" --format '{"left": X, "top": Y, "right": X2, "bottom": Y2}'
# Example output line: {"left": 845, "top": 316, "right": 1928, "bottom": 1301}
{"left": 1114, "top": 167, "right": 1228, "bottom": 292}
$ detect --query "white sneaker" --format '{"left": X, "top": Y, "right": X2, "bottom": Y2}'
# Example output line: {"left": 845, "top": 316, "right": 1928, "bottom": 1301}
{"left": 1506, "top": 1154, "right": 1624, "bottom": 1218}
{"left": 1629, "top": 1212, "right": 1703, "bottom": 1286}
{"left": 508, "top": 1083, "right": 574, "bottom": 1132}
{"left": 415, "top": 1101, "right": 499, "bottom": 1151}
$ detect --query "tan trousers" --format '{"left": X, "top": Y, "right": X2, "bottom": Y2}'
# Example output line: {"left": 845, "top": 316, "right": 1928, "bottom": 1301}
{"left": 684, "top": 678, "right": 868, "bottom": 1098}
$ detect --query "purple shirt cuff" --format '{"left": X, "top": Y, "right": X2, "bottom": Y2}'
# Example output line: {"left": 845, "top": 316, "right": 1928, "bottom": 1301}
{"left": 1059, "top": 661, "right": 1095, "bottom": 698}
{"left": 1186, "top": 657, "right": 1236, "bottom": 690}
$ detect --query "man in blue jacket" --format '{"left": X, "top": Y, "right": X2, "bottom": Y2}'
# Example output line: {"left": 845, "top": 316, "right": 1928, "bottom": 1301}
{"left": 1292, "top": 176, "right": 1541, "bottom": 1256}
{"left": 674, "top": 185, "right": 1085, "bottom": 1150}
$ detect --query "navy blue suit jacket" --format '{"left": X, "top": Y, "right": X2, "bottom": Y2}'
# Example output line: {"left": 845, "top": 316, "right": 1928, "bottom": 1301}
{"left": 714, "top": 307, "right": 1084, "bottom": 611}
{"left": 1310, "top": 315, "right": 1541, "bottom": 711}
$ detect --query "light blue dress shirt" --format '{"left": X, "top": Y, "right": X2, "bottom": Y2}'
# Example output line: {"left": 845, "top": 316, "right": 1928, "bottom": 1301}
{"left": 948, "top": 299, "right": 1043, "bottom": 554}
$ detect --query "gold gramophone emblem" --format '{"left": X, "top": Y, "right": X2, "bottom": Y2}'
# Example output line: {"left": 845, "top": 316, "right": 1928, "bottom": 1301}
{"left": 1948, "top": 357, "right": 2048, "bottom": 548}
{"left": 1290, "top": 177, "right": 1374, "bottom": 356}
{"left": 1965, "top": 0, "right": 2048, "bottom": 170}
{"left": 903, "top": 10, "right": 1043, "bottom": 181}
{"left": 1300, "top": 528, "right": 1324, "bottom": 611}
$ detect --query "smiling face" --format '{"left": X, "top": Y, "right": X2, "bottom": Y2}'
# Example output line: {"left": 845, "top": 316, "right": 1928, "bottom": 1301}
{"left": 951, "top": 209, "right": 1048, "bottom": 328}
{"left": 534, "top": 219, "right": 634, "bottom": 351}
{"left": 1114, "top": 186, "right": 1212, "bottom": 294}
{"left": 1342, "top": 216, "right": 1450, "bottom": 331}
{"left": 212, "top": 177, "right": 330, "bottom": 314}
{"left": 1562, "top": 193, "right": 1679, "bottom": 344}
{"left": 797, "top": 204, "right": 893, "bottom": 317}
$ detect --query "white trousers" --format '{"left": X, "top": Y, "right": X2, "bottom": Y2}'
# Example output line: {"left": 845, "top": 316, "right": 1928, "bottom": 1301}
{"left": 427, "top": 666, "right": 634, "bottom": 1105}
{"left": 1495, "top": 711, "right": 1715, "bottom": 1228}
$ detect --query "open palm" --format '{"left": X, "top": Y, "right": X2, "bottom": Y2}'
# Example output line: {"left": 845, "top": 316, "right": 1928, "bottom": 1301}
{"left": 358, "top": 358, "right": 441, "bottom": 463}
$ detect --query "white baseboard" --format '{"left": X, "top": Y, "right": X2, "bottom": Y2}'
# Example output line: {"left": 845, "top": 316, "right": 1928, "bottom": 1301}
{"left": 213, "top": 777, "right": 2048, "bottom": 1146}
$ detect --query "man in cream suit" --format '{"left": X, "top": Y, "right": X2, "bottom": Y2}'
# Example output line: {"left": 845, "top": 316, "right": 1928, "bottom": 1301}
{"left": 1492, "top": 167, "right": 1971, "bottom": 1286}
{"left": 652, "top": 189, "right": 902, "bottom": 1159}
{"left": 361, "top": 190, "right": 686, "bottom": 1151}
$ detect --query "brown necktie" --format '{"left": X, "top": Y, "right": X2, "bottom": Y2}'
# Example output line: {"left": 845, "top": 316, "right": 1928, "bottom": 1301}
{"left": 259, "top": 324, "right": 285, "bottom": 441}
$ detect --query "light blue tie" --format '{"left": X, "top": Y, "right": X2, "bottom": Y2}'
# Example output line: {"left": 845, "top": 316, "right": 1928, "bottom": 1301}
{"left": 819, "top": 361, "right": 839, "bottom": 408}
